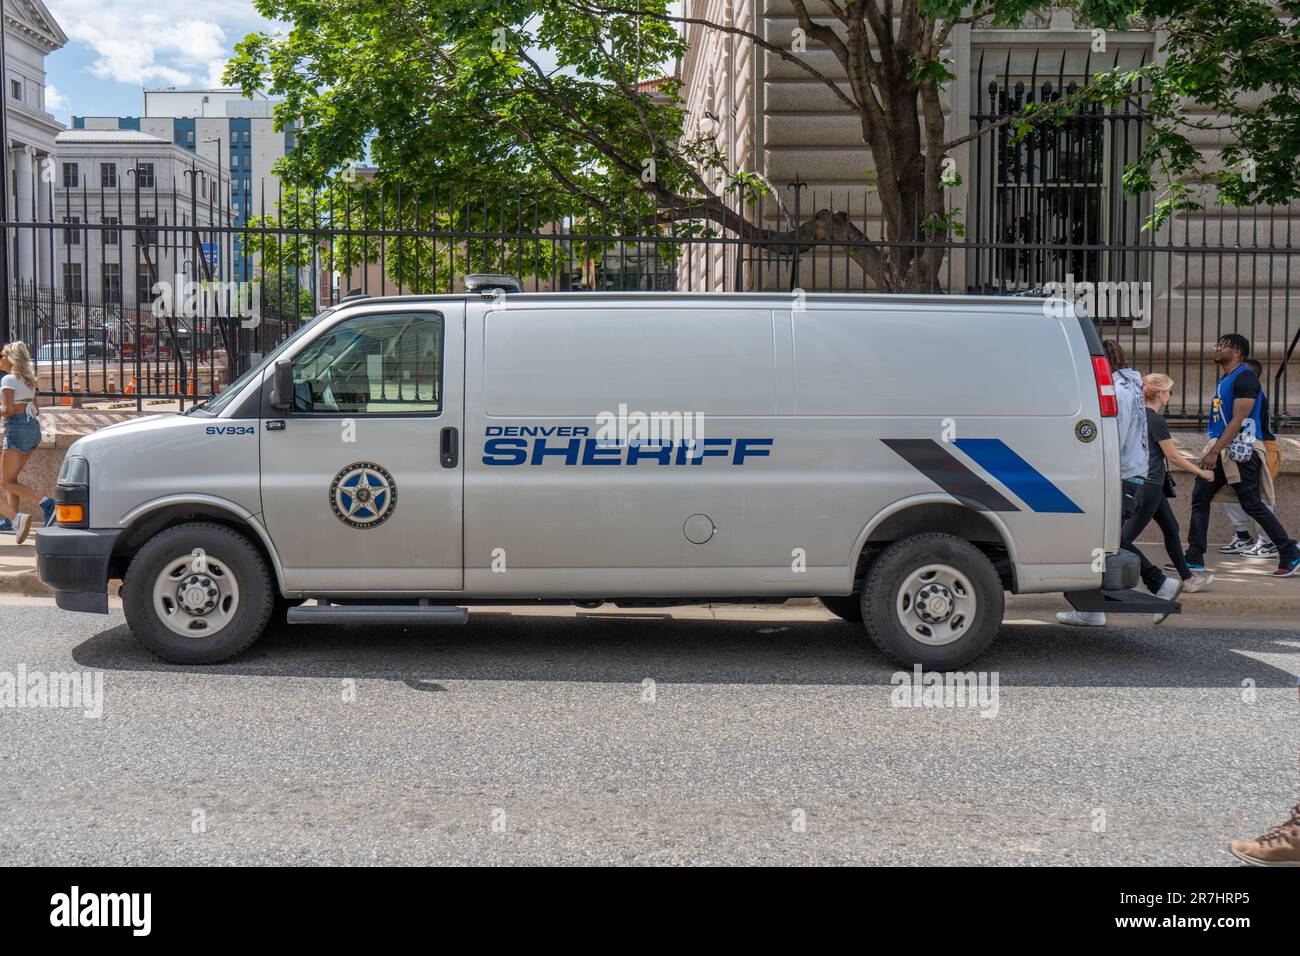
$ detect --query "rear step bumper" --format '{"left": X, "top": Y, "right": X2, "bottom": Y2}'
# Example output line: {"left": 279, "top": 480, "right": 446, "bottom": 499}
{"left": 1063, "top": 588, "right": 1180, "bottom": 615}
{"left": 287, "top": 604, "right": 469, "bottom": 625}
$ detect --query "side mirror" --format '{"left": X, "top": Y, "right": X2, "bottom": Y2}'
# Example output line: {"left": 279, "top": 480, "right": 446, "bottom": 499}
{"left": 270, "top": 360, "right": 294, "bottom": 410}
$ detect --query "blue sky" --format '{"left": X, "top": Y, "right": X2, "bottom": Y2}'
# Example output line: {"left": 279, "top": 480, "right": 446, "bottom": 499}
{"left": 42, "top": 0, "right": 279, "bottom": 123}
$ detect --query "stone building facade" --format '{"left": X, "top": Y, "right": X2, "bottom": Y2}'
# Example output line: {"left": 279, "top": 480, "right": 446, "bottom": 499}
{"left": 677, "top": 4, "right": 1299, "bottom": 416}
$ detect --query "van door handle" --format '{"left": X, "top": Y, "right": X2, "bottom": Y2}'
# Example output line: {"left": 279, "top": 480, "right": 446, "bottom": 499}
{"left": 265, "top": 419, "right": 286, "bottom": 431}
{"left": 440, "top": 426, "right": 459, "bottom": 468}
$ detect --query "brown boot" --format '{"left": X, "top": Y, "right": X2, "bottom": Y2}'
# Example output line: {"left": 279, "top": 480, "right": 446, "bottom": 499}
{"left": 1229, "top": 804, "right": 1300, "bottom": 866}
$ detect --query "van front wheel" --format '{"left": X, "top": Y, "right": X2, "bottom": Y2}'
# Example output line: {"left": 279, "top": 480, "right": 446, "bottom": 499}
{"left": 818, "top": 595, "right": 864, "bottom": 623}
{"left": 861, "top": 533, "right": 1003, "bottom": 668}
{"left": 123, "top": 522, "right": 274, "bottom": 664}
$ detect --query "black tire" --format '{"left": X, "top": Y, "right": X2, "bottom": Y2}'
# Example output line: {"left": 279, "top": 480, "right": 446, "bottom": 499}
{"left": 818, "top": 595, "right": 864, "bottom": 623}
{"left": 861, "top": 532, "right": 1003, "bottom": 668}
{"left": 122, "top": 522, "right": 274, "bottom": 664}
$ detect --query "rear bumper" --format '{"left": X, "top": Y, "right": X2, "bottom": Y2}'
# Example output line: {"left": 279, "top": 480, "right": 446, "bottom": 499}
{"left": 1101, "top": 549, "right": 1139, "bottom": 591}
{"left": 1062, "top": 550, "right": 1180, "bottom": 615}
{"left": 34, "top": 527, "right": 121, "bottom": 614}
{"left": 1064, "top": 587, "right": 1180, "bottom": 616}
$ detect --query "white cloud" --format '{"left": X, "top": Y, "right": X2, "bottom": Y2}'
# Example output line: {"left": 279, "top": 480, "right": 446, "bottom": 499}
{"left": 45, "top": 84, "right": 66, "bottom": 110}
{"left": 45, "top": 1, "right": 277, "bottom": 87}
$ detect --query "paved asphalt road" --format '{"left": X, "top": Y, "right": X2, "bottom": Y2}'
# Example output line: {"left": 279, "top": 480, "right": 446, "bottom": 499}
{"left": 0, "top": 598, "right": 1296, "bottom": 866}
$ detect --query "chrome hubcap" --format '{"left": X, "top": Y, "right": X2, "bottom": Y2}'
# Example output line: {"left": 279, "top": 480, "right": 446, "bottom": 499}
{"left": 896, "top": 564, "right": 976, "bottom": 646}
{"left": 153, "top": 555, "right": 240, "bottom": 638}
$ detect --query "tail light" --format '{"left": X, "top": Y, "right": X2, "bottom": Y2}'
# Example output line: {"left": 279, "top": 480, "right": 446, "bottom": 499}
{"left": 1091, "top": 356, "right": 1118, "bottom": 417}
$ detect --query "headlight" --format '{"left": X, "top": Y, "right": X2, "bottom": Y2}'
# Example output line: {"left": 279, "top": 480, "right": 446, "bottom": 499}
{"left": 56, "top": 456, "right": 90, "bottom": 527}
{"left": 58, "top": 455, "right": 90, "bottom": 487}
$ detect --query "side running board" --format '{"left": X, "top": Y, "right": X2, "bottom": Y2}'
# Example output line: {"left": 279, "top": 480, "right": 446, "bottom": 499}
{"left": 1064, "top": 588, "right": 1180, "bottom": 615}
{"left": 286, "top": 603, "right": 469, "bottom": 625}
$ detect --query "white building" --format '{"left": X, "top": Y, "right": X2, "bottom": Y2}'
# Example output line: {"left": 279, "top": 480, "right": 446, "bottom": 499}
{"left": 3, "top": 0, "right": 67, "bottom": 290}
{"left": 53, "top": 129, "right": 232, "bottom": 316}
{"left": 74, "top": 88, "right": 297, "bottom": 282}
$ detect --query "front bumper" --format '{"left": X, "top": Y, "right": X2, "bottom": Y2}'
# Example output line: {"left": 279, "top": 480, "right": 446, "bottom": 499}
{"left": 34, "top": 527, "right": 122, "bottom": 614}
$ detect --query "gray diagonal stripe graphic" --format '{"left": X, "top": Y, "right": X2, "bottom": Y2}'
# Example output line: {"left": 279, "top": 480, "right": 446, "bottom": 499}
{"left": 881, "top": 438, "right": 1020, "bottom": 512}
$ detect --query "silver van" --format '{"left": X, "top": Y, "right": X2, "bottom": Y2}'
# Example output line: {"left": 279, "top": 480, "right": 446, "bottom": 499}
{"left": 35, "top": 291, "right": 1171, "bottom": 666}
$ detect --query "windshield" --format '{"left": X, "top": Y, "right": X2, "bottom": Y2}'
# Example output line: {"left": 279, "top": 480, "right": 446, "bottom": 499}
{"left": 194, "top": 308, "right": 337, "bottom": 416}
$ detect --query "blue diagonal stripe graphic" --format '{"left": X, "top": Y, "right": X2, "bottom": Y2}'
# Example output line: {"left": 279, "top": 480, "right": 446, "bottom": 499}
{"left": 953, "top": 439, "right": 1084, "bottom": 514}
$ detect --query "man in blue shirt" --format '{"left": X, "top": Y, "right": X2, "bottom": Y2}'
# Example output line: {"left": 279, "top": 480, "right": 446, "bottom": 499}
{"left": 1184, "top": 334, "right": 1299, "bottom": 577}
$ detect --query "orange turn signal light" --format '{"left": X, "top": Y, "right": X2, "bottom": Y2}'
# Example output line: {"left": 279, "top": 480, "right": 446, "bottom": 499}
{"left": 56, "top": 504, "right": 85, "bottom": 524}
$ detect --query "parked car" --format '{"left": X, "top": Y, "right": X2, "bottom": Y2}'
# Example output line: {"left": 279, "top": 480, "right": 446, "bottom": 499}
{"left": 35, "top": 340, "right": 119, "bottom": 364}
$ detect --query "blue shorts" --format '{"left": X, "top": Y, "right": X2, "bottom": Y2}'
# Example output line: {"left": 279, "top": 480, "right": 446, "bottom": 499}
{"left": 3, "top": 416, "right": 41, "bottom": 453}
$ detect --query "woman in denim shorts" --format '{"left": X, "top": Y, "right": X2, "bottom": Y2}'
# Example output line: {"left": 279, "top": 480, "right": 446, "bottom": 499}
{"left": 0, "top": 342, "right": 54, "bottom": 544}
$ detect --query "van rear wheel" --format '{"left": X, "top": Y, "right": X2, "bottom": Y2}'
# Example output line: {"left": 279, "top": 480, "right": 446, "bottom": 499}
{"left": 861, "top": 533, "right": 1003, "bottom": 668}
{"left": 123, "top": 522, "right": 274, "bottom": 664}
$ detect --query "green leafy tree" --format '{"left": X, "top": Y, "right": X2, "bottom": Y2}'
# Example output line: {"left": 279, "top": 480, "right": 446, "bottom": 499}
{"left": 257, "top": 269, "right": 316, "bottom": 321}
{"left": 1089, "top": 0, "right": 1300, "bottom": 226}
{"left": 227, "top": 0, "right": 1299, "bottom": 291}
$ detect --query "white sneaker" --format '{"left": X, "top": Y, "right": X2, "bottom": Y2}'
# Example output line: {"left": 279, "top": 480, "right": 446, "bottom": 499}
{"left": 1242, "top": 540, "right": 1278, "bottom": 558}
{"left": 1219, "top": 534, "right": 1254, "bottom": 554}
{"left": 1056, "top": 610, "right": 1107, "bottom": 627}
{"left": 12, "top": 512, "right": 31, "bottom": 545}
{"left": 1152, "top": 576, "right": 1184, "bottom": 625}
{"left": 1182, "top": 572, "right": 1213, "bottom": 593}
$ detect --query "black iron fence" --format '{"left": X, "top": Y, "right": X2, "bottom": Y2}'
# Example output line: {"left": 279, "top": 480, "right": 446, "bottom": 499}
{"left": 2, "top": 171, "right": 1298, "bottom": 426}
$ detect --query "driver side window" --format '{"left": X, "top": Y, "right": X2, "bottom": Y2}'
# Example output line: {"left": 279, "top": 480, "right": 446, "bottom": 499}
{"left": 290, "top": 312, "right": 443, "bottom": 415}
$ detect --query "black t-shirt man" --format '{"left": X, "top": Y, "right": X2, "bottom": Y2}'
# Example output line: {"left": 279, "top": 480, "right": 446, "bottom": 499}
{"left": 1230, "top": 368, "right": 1263, "bottom": 435}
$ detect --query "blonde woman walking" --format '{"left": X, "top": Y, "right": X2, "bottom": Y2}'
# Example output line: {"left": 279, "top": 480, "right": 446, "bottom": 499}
{"left": 0, "top": 342, "right": 54, "bottom": 543}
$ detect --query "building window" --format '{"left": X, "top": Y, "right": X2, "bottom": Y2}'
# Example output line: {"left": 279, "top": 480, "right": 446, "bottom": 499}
{"left": 62, "top": 216, "right": 80, "bottom": 244}
{"left": 103, "top": 216, "right": 119, "bottom": 245}
{"left": 135, "top": 266, "right": 155, "bottom": 307}
{"left": 62, "top": 162, "right": 79, "bottom": 188}
{"left": 10, "top": 79, "right": 20, "bottom": 101}
{"left": 137, "top": 215, "right": 157, "bottom": 246}
{"left": 135, "top": 163, "right": 154, "bottom": 188}
{"left": 100, "top": 162, "right": 117, "bottom": 188}
{"left": 62, "top": 263, "right": 83, "bottom": 303}
{"left": 102, "top": 263, "right": 122, "bottom": 304}
{"left": 967, "top": 76, "right": 1148, "bottom": 295}
{"left": 992, "top": 108, "right": 1104, "bottom": 286}
{"left": 186, "top": 130, "right": 195, "bottom": 146}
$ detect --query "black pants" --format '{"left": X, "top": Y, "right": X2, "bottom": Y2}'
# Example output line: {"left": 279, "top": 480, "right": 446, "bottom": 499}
{"left": 1121, "top": 477, "right": 1190, "bottom": 593}
{"left": 1186, "top": 453, "right": 1297, "bottom": 564}
{"left": 1121, "top": 478, "right": 1144, "bottom": 522}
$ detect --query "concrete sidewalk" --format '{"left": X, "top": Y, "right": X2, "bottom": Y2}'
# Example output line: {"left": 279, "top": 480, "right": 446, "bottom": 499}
{"left": 2, "top": 536, "right": 1295, "bottom": 615}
